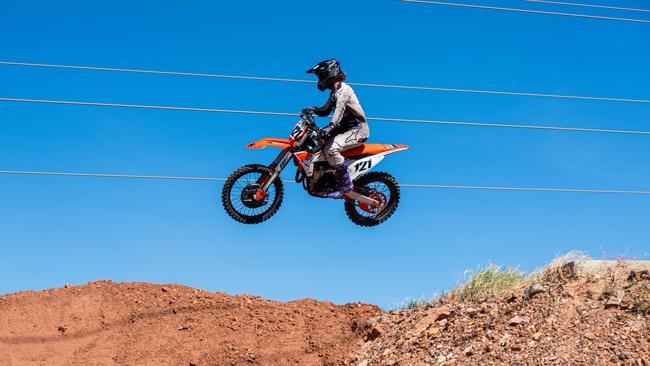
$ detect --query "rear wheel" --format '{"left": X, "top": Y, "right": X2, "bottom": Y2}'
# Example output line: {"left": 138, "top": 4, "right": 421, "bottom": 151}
{"left": 344, "top": 172, "right": 400, "bottom": 227}
{"left": 221, "top": 164, "right": 283, "bottom": 224}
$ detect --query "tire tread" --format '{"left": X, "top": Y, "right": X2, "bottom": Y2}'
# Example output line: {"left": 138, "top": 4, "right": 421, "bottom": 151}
{"left": 221, "top": 164, "right": 283, "bottom": 224}
{"left": 344, "top": 171, "right": 400, "bottom": 227}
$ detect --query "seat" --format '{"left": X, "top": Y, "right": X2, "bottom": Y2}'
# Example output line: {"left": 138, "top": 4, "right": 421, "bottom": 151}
{"left": 341, "top": 144, "right": 409, "bottom": 158}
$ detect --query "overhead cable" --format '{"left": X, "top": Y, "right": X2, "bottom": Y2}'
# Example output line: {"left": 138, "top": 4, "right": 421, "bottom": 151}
{"left": 1, "top": 61, "right": 648, "bottom": 104}
{"left": 2, "top": 170, "right": 650, "bottom": 195}
{"left": 1, "top": 97, "right": 649, "bottom": 136}
{"left": 399, "top": 0, "right": 650, "bottom": 24}
{"left": 523, "top": 0, "right": 650, "bottom": 13}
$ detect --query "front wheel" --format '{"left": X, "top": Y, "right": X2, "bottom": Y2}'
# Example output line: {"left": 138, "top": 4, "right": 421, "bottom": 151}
{"left": 344, "top": 172, "right": 400, "bottom": 227}
{"left": 221, "top": 164, "right": 284, "bottom": 224}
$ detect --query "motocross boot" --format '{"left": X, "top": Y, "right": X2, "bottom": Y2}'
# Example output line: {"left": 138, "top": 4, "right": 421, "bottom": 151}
{"left": 326, "top": 161, "right": 353, "bottom": 199}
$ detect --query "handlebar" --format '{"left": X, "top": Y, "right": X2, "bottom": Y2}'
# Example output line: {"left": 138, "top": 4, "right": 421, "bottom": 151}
{"left": 300, "top": 110, "right": 316, "bottom": 126}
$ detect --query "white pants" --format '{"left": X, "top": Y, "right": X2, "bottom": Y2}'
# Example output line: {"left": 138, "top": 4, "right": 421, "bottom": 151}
{"left": 323, "top": 123, "right": 370, "bottom": 167}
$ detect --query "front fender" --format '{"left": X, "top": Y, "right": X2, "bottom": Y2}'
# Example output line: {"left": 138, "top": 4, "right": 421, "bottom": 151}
{"left": 246, "top": 138, "right": 292, "bottom": 150}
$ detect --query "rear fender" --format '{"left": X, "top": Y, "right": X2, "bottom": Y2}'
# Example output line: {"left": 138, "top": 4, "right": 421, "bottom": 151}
{"left": 246, "top": 138, "right": 292, "bottom": 150}
{"left": 348, "top": 154, "right": 385, "bottom": 181}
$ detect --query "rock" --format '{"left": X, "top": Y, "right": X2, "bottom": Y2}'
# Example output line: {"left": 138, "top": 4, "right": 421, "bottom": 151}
{"left": 246, "top": 353, "right": 257, "bottom": 363}
{"left": 426, "top": 326, "right": 441, "bottom": 337}
{"left": 161, "top": 287, "right": 168, "bottom": 292}
{"left": 365, "top": 324, "right": 382, "bottom": 342}
{"left": 605, "top": 293, "right": 623, "bottom": 308}
{"left": 484, "top": 344, "right": 492, "bottom": 353}
{"left": 499, "top": 333, "right": 512, "bottom": 346}
{"left": 463, "top": 346, "right": 473, "bottom": 356}
{"left": 57, "top": 325, "right": 67, "bottom": 334}
{"left": 64, "top": 284, "right": 72, "bottom": 289}
{"left": 627, "top": 270, "right": 649, "bottom": 281}
{"left": 357, "top": 360, "right": 369, "bottom": 366}
{"left": 464, "top": 307, "right": 480, "bottom": 317}
{"left": 508, "top": 316, "right": 530, "bottom": 326}
{"left": 532, "top": 332, "right": 542, "bottom": 341}
{"left": 629, "top": 320, "right": 644, "bottom": 332}
{"left": 523, "top": 284, "right": 547, "bottom": 300}
{"left": 436, "top": 311, "right": 450, "bottom": 321}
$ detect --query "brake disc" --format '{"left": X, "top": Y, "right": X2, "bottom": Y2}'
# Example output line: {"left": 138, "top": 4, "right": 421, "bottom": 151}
{"left": 358, "top": 190, "right": 387, "bottom": 214}
{"left": 241, "top": 184, "right": 268, "bottom": 208}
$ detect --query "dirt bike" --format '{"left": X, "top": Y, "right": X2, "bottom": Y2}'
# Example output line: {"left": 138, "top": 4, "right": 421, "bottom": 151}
{"left": 221, "top": 111, "right": 409, "bottom": 227}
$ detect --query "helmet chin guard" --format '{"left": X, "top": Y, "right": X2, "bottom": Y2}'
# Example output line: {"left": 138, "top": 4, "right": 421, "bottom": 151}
{"left": 306, "top": 59, "right": 343, "bottom": 91}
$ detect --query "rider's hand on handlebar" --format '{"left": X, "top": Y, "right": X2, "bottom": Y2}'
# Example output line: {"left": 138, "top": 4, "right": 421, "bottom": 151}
{"left": 320, "top": 124, "right": 333, "bottom": 139}
{"left": 301, "top": 107, "right": 316, "bottom": 115}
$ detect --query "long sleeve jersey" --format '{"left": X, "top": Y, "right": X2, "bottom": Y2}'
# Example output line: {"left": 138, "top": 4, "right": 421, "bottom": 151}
{"left": 314, "top": 82, "right": 367, "bottom": 132}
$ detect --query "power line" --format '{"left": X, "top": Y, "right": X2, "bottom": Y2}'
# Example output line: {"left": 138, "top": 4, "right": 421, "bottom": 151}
{"left": 2, "top": 170, "right": 649, "bottom": 195}
{"left": 1, "top": 61, "right": 648, "bottom": 104}
{"left": 399, "top": 0, "right": 650, "bottom": 23}
{"left": 399, "top": 183, "right": 650, "bottom": 195}
{"left": 0, "top": 97, "right": 298, "bottom": 117}
{"left": 0, "top": 170, "right": 225, "bottom": 181}
{"left": 523, "top": 0, "right": 650, "bottom": 13}
{"left": 2, "top": 96, "right": 649, "bottom": 136}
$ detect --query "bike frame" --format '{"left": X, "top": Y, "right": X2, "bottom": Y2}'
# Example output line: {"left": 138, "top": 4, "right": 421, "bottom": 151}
{"left": 246, "top": 116, "right": 409, "bottom": 206}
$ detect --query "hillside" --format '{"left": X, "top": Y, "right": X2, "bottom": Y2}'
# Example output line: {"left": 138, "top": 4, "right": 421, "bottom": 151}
{"left": 0, "top": 259, "right": 648, "bottom": 366}
{"left": 353, "top": 260, "right": 650, "bottom": 365}
{"left": 0, "top": 281, "right": 378, "bottom": 366}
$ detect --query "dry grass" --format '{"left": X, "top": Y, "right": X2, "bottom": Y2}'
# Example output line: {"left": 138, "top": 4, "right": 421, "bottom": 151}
{"left": 395, "top": 293, "right": 447, "bottom": 310}
{"left": 533, "top": 250, "right": 591, "bottom": 282}
{"left": 452, "top": 252, "right": 593, "bottom": 302}
{"left": 631, "top": 302, "right": 650, "bottom": 315}
{"left": 395, "top": 252, "right": 650, "bottom": 310}
{"left": 397, "top": 297, "right": 428, "bottom": 310}
{"left": 452, "top": 264, "right": 527, "bottom": 302}
{"left": 400, "top": 252, "right": 597, "bottom": 308}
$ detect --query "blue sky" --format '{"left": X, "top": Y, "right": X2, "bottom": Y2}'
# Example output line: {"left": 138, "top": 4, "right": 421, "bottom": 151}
{"left": 1, "top": 0, "right": 649, "bottom": 309}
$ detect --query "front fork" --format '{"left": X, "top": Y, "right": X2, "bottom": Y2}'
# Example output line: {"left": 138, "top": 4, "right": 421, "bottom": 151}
{"left": 255, "top": 148, "right": 292, "bottom": 199}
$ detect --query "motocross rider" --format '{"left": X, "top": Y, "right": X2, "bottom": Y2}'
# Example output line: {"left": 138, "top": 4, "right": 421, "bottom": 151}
{"left": 302, "top": 59, "right": 369, "bottom": 198}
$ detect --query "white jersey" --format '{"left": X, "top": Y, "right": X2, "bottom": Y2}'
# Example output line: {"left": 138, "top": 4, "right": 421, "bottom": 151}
{"left": 314, "top": 82, "right": 367, "bottom": 131}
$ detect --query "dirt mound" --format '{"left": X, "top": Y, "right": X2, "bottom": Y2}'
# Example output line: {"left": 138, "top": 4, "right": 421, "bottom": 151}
{"left": 352, "top": 264, "right": 650, "bottom": 365}
{"left": 2, "top": 262, "right": 648, "bottom": 366}
{"left": 0, "top": 281, "right": 379, "bottom": 366}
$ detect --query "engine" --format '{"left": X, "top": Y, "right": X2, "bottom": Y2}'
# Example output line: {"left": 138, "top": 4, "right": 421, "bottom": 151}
{"left": 309, "top": 162, "right": 337, "bottom": 196}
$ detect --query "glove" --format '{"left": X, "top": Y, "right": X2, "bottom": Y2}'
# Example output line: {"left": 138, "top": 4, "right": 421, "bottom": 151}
{"left": 320, "top": 124, "right": 333, "bottom": 138}
{"left": 301, "top": 107, "right": 316, "bottom": 115}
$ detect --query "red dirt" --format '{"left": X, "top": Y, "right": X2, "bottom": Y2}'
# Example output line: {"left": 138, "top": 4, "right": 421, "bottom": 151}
{"left": 352, "top": 267, "right": 650, "bottom": 365}
{"left": 2, "top": 264, "right": 648, "bottom": 366}
{"left": 0, "top": 281, "right": 379, "bottom": 366}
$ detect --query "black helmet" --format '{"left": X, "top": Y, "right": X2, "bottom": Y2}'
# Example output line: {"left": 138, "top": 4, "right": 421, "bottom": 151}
{"left": 306, "top": 59, "right": 343, "bottom": 92}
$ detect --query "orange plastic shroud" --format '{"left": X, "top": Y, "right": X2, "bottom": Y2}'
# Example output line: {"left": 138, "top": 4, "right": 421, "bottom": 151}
{"left": 246, "top": 138, "right": 293, "bottom": 150}
{"left": 246, "top": 139, "right": 408, "bottom": 158}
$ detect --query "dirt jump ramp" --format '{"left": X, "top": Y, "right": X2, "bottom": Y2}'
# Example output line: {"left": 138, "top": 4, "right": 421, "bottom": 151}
{"left": 0, "top": 281, "right": 380, "bottom": 366}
